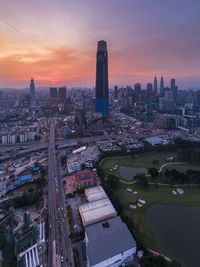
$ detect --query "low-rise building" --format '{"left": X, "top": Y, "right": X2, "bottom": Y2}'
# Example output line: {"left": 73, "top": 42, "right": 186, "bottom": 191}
{"left": 85, "top": 186, "right": 107, "bottom": 202}
{"left": 79, "top": 186, "right": 138, "bottom": 267}
{"left": 79, "top": 198, "right": 117, "bottom": 226}
{"left": 85, "top": 216, "right": 137, "bottom": 267}
{"left": 74, "top": 169, "right": 95, "bottom": 188}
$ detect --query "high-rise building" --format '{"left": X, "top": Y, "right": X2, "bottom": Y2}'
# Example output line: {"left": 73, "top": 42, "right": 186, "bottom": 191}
{"left": 95, "top": 40, "right": 109, "bottom": 118}
{"left": 75, "top": 105, "right": 86, "bottom": 132}
{"left": 114, "top": 85, "right": 118, "bottom": 100}
{"left": 146, "top": 83, "right": 153, "bottom": 93}
{"left": 153, "top": 76, "right": 158, "bottom": 95}
{"left": 171, "top": 78, "right": 175, "bottom": 91}
{"left": 49, "top": 87, "right": 59, "bottom": 107}
{"left": 160, "top": 76, "right": 164, "bottom": 96}
{"left": 171, "top": 78, "right": 177, "bottom": 101}
{"left": 134, "top": 83, "right": 141, "bottom": 102}
{"left": 30, "top": 79, "right": 36, "bottom": 106}
{"left": 50, "top": 87, "right": 57, "bottom": 98}
{"left": 58, "top": 86, "right": 66, "bottom": 104}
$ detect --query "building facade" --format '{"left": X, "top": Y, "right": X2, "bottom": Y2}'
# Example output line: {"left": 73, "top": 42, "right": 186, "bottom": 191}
{"left": 95, "top": 40, "right": 109, "bottom": 118}
{"left": 30, "top": 79, "right": 36, "bottom": 106}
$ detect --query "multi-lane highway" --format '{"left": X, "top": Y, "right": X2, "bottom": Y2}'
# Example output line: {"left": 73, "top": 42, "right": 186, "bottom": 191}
{"left": 48, "top": 119, "right": 56, "bottom": 267}
{"left": 48, "top": 119, "right": 73, "bottom": 267}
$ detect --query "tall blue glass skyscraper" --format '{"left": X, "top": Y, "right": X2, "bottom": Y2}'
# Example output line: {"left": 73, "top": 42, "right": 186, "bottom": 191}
{"left": 95, "top": 40, "right": 109, "bottom": 118}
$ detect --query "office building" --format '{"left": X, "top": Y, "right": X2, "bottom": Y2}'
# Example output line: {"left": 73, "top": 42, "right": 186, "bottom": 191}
{"left": 171, "top": 78, "right": 177, "bottom": 102}
{"left": 114, "top": 85, "right": 118, "bottom": 100}
{"left": 58, "top": 86, "right": 67, "bottom": 104}
{"left": 146, "top": 83, "right": 153, "bottom": 96}
{"left": 95, "top": 40, "right": 109, "bottom": 118}
{"left": 75, "top": 105, "right": 86, "bottom": 132}
{"left": 30, "top": 79, "right": 36, "bottom": 106}
{"left": 160, "top": 76, "right": 164, "bottom": 96}
{"left": 48, "top": 87, "right": 59, "bottom": 107}
{"left": 153, "top": 76, "right": 158, "bottom": 95}
{"left": 171, "top": 78, "right": 175, "bottom": 92}
{"left": 134, "top": 83, "right": 141, "bottom": 102}
{"left": 50, "top": 87, "right": 57, "bottom": 98}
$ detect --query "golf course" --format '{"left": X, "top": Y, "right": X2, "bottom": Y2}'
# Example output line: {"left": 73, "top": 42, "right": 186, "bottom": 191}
{"left": 100, "top": 151, "right": 200, "bottom": 266}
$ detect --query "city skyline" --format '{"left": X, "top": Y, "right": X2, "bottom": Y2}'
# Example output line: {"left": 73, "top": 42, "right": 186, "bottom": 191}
{"left": 0, "top": 0, "right": 200, "bottom": 89}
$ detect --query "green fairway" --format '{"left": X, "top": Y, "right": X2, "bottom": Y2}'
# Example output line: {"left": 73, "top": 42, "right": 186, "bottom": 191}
{"left": 161, "top": 163, "right": 200, "bottom": 172}
{"left": 101, "top": 151, "right": 200, "bottom": 181}
{"left": 111, "top": 182, "right": 200, "bottom": 258}
{"left": 100, "top": 152, "right": 200, "bottom": 262}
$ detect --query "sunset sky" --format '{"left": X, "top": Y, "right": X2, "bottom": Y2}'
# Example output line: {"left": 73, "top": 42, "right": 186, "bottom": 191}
{"left": 0, "top": 0, "right": 200, "bottom": 89}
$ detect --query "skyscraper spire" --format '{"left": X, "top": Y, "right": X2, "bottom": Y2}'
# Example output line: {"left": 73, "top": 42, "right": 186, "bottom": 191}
{"left": 153, "top": 76, "right": 158, "bottom": 95}
{"left": 160, "top": 76, "right": 164, "bottom": 96}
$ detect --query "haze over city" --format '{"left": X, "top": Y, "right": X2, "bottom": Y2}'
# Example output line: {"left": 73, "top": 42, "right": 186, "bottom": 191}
{"left": 1, "top": 0, "right": 200, "bottom": 89}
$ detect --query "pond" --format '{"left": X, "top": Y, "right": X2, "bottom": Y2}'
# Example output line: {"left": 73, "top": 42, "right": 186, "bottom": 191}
{"left": 119, "top": 166, "right": 147, "bottom": 180}
{"left": 145, "top": 204, "right": 200, "bottom": 267}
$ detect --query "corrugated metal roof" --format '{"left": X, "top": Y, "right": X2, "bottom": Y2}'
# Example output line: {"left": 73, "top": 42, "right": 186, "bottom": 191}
{"left": 79, "top": 198, "right": 117, "bottom": 226}
{"left": 19, "top": 174, "right": 32, "bottom": 182}
{"left": 14, "top": 180, "right": 21, "bottom": 186}
{"left": 85, "top": 186, "right": 107, "bottom": 202}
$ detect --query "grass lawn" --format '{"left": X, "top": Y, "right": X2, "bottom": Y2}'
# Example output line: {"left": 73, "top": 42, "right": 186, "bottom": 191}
{"left": 161, "top": 163, "right": 200, "bottom": 172}
{"left": 111, "top": 182, "right": 200, "bottom": 259}
{"left": 101, "top": 151, "right": 200, "bottom": 181}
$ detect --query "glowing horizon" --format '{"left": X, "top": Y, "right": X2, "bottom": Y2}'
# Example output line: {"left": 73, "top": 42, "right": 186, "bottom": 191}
{"left": 0, "top": 0, "right": 200, "bottom": 89}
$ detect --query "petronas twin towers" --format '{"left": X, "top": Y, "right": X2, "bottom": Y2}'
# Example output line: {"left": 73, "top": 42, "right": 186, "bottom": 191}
{"left": 154, "top": 75, "right": 165, "bottom": 96}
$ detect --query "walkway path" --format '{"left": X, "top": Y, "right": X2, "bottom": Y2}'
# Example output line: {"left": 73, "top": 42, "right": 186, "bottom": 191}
{"left": 120, "top": 178, "right": 200, "bottom": 187}
{"left": 158, "top": 162, "right": 187, "bottom": 173}
{"left": 148, "top": 249, "right": 172, "bottom": 262}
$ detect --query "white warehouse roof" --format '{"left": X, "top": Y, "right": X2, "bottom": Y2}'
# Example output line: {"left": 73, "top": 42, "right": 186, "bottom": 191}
{"left": 79, "top": 198, "right": 117, "bottom": 226}
{"left": 85, "top": 186, "right": 107, "bottom": 202}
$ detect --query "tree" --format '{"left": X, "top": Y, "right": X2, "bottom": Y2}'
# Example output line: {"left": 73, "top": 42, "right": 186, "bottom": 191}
{"left": 136, "top": 175, "right": 148, "bottom": 187}
{"left": 164, "top": 169, "right": 170, "bottom": 177}
{"left": 148, "top": 168, "right": 158, "bottom": 178}
{"left": 140, "top": 254, "right": 167, "bottom": 267}
{"left": 107, "top": 174, "right": 119, "bottom": 189}
{"left": 61, "top": 156, "right": 66, "bottom": 166}
{"left": 40, "top": 166, "right": 46, "bottom": 176}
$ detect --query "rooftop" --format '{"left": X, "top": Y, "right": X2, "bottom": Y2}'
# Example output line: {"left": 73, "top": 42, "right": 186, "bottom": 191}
{"left": 144, "top": 136, "right": 168, "bottom": 146}
{"left": 79, "top": 198, "right": 117, "bottom": 226}
{"left": 85, "top": 185, "right": 107, "bottom": 202}
{"left": 85, "top": 216, "right": 137, "bottom": 266}
{"left": 75, "top": 169, "right": 95, "bottom": 185}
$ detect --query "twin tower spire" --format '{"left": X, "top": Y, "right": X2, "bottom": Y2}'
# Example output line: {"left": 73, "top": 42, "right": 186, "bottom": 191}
{"left": 154, "top": 75, "right": 164, "bottom": 96}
